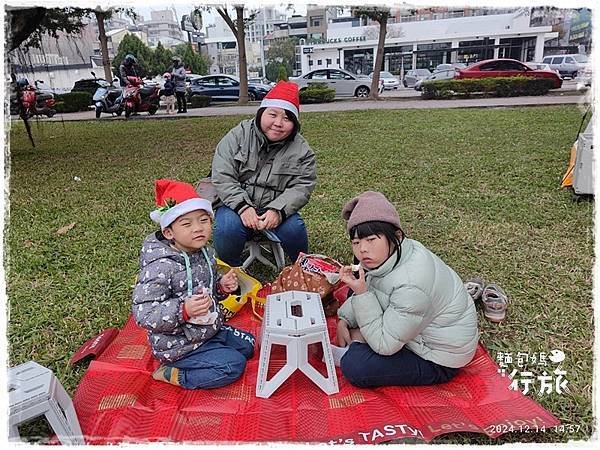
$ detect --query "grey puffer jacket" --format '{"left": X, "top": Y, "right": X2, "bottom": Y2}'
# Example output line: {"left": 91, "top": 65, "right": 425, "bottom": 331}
{"left": 338, "top": 238, "right": 478, "bottom": 368}
{"left": 172, "top": 65, "right": 187, "bottom": 93}
{"left": 211, "top": 119, "right": 316, "bottom": 219}
{"left": 132, "top": 232, "right": 227, "bottom": 364}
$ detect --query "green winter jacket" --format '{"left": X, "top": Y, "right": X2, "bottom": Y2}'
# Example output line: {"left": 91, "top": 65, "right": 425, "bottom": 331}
{"left": 337, "top": 238, "right": 479, "bottom": 368}
{"left": 211, "top": 119, "right": 316, "bottom": 219}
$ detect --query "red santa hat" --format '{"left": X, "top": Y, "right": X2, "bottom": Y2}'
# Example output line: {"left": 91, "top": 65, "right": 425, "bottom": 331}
{"left": 259, "top": 81, "right": 300, "bottom": 119}
{"left": 149, "top": 179, "right": 213, "bottom": 230}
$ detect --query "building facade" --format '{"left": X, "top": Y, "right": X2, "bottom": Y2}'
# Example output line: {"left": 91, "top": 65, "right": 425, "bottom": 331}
{"left": 297, "top": 9, "right": 557, "bottom": 75}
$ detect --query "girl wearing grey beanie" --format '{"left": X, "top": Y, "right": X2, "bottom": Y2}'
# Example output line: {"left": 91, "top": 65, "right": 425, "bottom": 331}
{"left": 336, "top": 191, "right": 479, "bottom": 387}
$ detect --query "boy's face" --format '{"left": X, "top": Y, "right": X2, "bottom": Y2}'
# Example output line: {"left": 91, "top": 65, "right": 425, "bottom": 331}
{"left": 163, "top": 210, "right": 212, "bottom": 252}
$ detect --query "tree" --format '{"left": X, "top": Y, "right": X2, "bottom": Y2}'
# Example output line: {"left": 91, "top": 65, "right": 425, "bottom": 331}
{"left": 7, "top": 7, "right": 88, "bottom": 52}
{"left": 91, "top": 7, "right": 137, "bottom": 82}
{"left": 352, "top": 6, "right": 391, "bottom": 99}
{"left": 277, "top": 65, "right": 288, "bottom": 81}
{"left": 112, "top": 34, "right": 153, "bottom": 78}
{"left": 266, "top": 37, "right": 297, "bottom": 79}
{"left": 181, "top": 43, "right": 209, "bottom": 75}
{"left": 214, "top": 6, "right": 256, "bottom": 105}
{"left": 153, "top": 42, "right": 174, "bottom": 77}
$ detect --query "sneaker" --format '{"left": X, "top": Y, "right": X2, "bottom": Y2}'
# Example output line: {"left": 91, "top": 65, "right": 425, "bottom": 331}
{"left": 481, "top": 283, "right": 508, "bottom": 323}
{"left": 464, "top": 276, "right": 484, "bottom": 302}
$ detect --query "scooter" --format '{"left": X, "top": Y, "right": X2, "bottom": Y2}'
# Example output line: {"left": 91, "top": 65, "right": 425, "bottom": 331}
{"left": 11, "top": 79, "right": 56, "bottom": 118}
{"left": 122, "top": 76, "right": 160, "bottom": 118}
{"left": 91, "top": 72, "right": 123, "bottom": 118}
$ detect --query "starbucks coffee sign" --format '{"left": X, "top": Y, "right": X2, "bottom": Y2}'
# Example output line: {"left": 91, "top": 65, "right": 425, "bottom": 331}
{"left": 307, "top": 36, "right": 367, "bottom": 45}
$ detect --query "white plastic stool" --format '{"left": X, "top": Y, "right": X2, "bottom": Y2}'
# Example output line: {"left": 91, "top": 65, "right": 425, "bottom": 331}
{"left": 256, "top": 290, "right": 339, "bottom": 398}
{"left": 242, "top": 229, "right": 286, "bottom": 272}
{"left": 8, "top": 361, "right": 84, "bottom": 444}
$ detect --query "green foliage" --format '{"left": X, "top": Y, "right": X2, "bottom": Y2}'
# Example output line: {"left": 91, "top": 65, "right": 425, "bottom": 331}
{"left": 265, "top": 37, "right": 297, "bottom": 80}
{"left": 188, "top": 95, "right": 211, "bottom": 108}
{"left": 299, "top": 82, "right": 335, "bottom": 104}
{"left": 54, "top": 92, "right": 93, "bottom": 112}
{"left": 352, "top": 6, "right": 391, "bottom": 23}
{"left": 152, "top": 42, "right": 174, "bottom": 77}
{"left": 180, "top": 43, "right": 209, "bottom": 75}
{"left": 421, "top": 77, "right": 555, "bottom": 99}
{"left": 112, "top": 34, "right": 153, "bottom": 78}
{"left": 277, "top": 65, "right": 289, "bottom": 81}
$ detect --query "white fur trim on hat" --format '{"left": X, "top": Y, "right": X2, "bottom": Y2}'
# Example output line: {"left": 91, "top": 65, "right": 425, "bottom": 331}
{"left": 150, "top": 198, "right": 214, "bottom": 230}
{"left": 259, "top": 98, "right": 299, "bottom": 118}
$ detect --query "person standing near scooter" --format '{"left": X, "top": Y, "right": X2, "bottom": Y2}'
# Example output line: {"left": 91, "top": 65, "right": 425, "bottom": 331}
{"left": 172, "top": 57, "right": 187, "bottom": 114}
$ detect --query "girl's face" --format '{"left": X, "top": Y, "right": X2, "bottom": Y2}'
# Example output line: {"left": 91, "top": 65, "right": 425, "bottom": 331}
{"left": 351, "top": 233, "right": 392, "bottom": 269}
{"left": 260, "top": 107, "right": 294, "bottom": 142}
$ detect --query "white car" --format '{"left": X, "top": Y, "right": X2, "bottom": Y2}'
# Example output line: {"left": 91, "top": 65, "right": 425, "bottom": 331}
{"left": 414, "top": 69, "right": 457, "bottom": 91}
{"left": 526, "top": 62, "right": 560, "bottom": 77}
{"left": 369, "top": 71, "right": 400, "bottom": 90}
{"left": 290, "top": 68, "right": 372, "bottom": 98}
{"left": 402, "top": 69, "right": 431, "bottom": 88}
{"left": 542, "top": 54, "right": 588, "bottom": 79}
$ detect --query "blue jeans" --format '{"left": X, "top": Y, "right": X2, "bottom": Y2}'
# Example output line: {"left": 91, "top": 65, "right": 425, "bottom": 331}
{"left": 213, "top": 206, "right": 309, "bottom": 267}
{"left": 340, "top": 342, "right": 459, "bottom": 388}
{"left": 170, "top": 325, "right": 255, "bottom": 389}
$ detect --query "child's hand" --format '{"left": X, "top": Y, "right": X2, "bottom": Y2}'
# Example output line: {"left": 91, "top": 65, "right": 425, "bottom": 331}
{"left": 337, "top": 319, "right": 352, "bottom": 347}
{"left": 185, "top": 291, "right": 212, "bottom": 318}
{"left": 219, "top": 270, "right": 239, "bottom": 294}
{"left": 338, "top": 265, "right": 367, "bottom": 295}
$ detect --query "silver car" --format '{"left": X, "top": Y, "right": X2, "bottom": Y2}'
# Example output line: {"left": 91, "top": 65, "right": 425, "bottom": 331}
{"left": 290, "top": 68, "right": 372, "bottom": 98}
{"left": 402, "top": 69, "right": 431, "bottom": 88}
{"left": 369, "top": 71, "right": 400, "bottom": 90}
{"left": 414, "top": 69, "right": 457, "bottom": 91}
{"left": 542, "top": 54, "right": 588, "bottom": 79}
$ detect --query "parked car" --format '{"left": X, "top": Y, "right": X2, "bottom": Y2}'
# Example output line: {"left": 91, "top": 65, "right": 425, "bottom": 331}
{"left": 249, "top": 77, "right": 276, "bottom": 87}
{"left": 290, "top": 68, "right": 372, "bottom": 98}
{"left": 435, "top": 63, "right": 466, "bottom": 72}
{"left": 414, "top": 69, "right": 457, "bottom": 91}
{"left": 526, "top": 62, "right": 560, "bottom": 77}
{"left": 368, "top": 71, "right": 400, "bottom": 90}
{"left": 71, "top": 78, "right": 107, "bottom": 96}
{"left": 187, "top": 74, "right": 271, "bottom": 101}
{"left": 456, "top": 58, "right": 563, "bottom": 89}
{"left": 402, "top": 69, "right": 431, "bottom": 88}
{"left": 542, "top": 54, "right": 588, "bottom": 79}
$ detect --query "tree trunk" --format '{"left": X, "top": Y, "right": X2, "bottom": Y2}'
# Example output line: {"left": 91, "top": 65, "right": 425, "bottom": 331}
{"left": 370, "top": 19, "right": 387, "bottom": 100}
{"left": 235, "top": 7, "right": 249, "bottom": 105}
{"left": 94, "top": 10, "right": 113, "bottom": 83}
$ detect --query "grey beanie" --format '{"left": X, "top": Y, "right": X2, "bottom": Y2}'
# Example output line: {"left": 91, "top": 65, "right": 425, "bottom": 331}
{"left": 342, "top": 191, "right": 402, "bottom": 232}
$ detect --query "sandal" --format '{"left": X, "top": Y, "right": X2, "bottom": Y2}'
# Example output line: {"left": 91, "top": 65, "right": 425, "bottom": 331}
{"left": 464, "top": 276, "right": 485, "bottom": 302}
{"left": 482, "top": 283, "right": 508, "bottom": 322}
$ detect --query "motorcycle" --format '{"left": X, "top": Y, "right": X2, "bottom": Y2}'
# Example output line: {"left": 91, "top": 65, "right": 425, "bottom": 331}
{"left": 91, "top": 73, "right": 123, "bottom": 118}
{"left": 122, "top": 76, "right": 160, "bottom": 118}
{"left": 11, "top": 79, "right": 56, "bottom": 118}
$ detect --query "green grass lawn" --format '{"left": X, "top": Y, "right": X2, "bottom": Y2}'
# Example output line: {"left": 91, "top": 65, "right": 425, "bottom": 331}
{"left": 6, "top": 105, "right": 594, "bottom": 443}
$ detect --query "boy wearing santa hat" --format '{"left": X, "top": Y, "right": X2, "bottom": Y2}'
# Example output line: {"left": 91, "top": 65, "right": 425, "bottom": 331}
{"left": 132, "top": 179, "right": 255, "bottom": 389}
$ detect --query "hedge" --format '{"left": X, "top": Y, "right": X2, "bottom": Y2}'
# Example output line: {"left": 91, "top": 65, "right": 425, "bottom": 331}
{"left": 421, "top": 76, "right": 555, "bottom": 100}
{"left": 299, "top": 82, "right": 335, "bottom": 104}
{"left": 54, "top": 92, "right": 94, "bottom": 113}
{"left": 187, "top": 95, "right": 211, "bottom": 108}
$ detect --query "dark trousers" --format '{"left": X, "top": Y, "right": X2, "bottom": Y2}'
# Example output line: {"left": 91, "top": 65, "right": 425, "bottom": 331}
{"left": 340, "top": 342, "right": 459, "bottom": 388}
{"left": 175, "top": 91, "right": 187, "bottom": 112}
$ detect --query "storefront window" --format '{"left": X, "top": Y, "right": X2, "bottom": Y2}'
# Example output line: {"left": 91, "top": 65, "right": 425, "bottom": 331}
{"left": 458, "top": 39, "right": 494, "bottom": 64}
{"left": 416, "top": 42, "right": 451, "bottom": 70}
{"left": 344, "top": 48, "right": 374, "bottom": 75}
{"left": 499, "top": 37, "right": 537, "bottom": 61}
{"left": 383, "top": 45, "right": 413, "bottom": 75}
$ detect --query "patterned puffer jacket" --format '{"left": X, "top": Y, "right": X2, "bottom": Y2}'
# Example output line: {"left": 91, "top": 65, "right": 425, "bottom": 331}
{"left": 132, "top": 232, "right": 227, "bottom": 364}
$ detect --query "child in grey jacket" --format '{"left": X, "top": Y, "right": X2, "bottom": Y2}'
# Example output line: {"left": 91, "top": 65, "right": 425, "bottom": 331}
{"left": 132, "top": 179, "right": 255, "bottom": 389}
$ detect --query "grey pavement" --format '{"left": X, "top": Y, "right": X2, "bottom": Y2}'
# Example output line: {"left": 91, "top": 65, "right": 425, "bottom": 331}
{"left": 11, "top": 81, "right": 591, "bottom": 123}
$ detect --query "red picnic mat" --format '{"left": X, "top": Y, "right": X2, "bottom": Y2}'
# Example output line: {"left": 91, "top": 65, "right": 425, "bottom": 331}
{"left": 72, "top": 305, "right": 559, "bottom": 444}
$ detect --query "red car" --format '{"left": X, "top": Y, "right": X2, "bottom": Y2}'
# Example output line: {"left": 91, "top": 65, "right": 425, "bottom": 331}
{"left": 456, "top": 58, "right": 563, "bottom": 89}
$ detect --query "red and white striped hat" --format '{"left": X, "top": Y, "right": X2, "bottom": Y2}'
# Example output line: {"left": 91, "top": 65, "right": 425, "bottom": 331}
{"left": 259, "top": 81, "right": 300, "bottom": 119}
